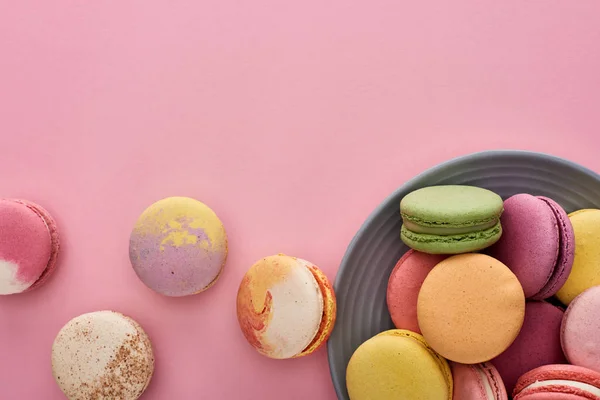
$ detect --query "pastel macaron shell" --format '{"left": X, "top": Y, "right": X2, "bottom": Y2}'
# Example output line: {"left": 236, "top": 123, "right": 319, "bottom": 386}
{"left": 556, "top": 209, "right": 600, "bottom": 305}
{"left": 450, "top": 362, "right": 508, "bottom": 400}
{"left": 418, "top": 253, "right": 525, "bottom": 364}
{"left": 0, "top": 198, "right": 59, "bottom": 294}
{"left": 52, "top": 311, "right": 154, "bottom": 400}
{"left": 346, "top": 329, "right": 452, "bottom": 400}
{"left": 513, "top": 364, "right": 600, "bottom": 400}
{"left": 386, "top": 250, "right": 447, "bottom": 333}
{"left": 236, "top": 254, "right": 335, "bottom": 359}
{"left": 561, "top": 286, "right": 600, "bottom": 373}
{"left": 129, "top": 196, "right": 228, "bottom": 296}
{"left": 487, "top": 194, "right": 574, "bottom": 300}
{"left": 492, "top": 301, "right": 567, "bottom": 395}
{"left": 400, "top": 185, "right": 503, "bottom": 254}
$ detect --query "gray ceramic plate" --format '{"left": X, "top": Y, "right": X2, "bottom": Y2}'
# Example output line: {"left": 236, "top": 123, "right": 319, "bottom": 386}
{"left": 327, "top": 150, "right": 600, "bottom": 399}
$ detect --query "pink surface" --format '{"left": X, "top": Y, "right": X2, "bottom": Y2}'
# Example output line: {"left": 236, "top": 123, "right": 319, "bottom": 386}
{"left": 1, "top": 1, "right": 600, "bottom": 399}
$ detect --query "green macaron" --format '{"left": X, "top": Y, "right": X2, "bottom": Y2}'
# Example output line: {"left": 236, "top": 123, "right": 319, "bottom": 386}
{"left": 400, "top": 185, "right": 504, "bottom": 254}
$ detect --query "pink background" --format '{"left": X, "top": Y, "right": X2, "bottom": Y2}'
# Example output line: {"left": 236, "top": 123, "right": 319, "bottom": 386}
{"left": 1, "top": 1, "right": 600, "bottom": 399}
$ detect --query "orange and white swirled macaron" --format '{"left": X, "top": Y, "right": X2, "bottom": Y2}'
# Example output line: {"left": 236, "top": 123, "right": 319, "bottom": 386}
{"left": 236, "top": 254, "right": 336, "bottom": 359}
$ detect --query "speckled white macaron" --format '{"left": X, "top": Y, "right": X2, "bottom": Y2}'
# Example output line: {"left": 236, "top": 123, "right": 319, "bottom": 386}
{"left": 51, "top": 311, "right": 154, "bottom": 400}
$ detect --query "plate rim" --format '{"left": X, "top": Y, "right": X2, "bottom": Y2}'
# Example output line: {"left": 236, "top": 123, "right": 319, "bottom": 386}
{"left": 326, "top": 149, "right": 600, "bottom": 399}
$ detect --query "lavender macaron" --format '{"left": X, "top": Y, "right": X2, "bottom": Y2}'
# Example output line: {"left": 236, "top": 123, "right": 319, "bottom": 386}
{"left": 487, "top": 194, "right": 574, "bottom": 300}
{"left": 129, "top": 197, "right": 228, "bottom": 297}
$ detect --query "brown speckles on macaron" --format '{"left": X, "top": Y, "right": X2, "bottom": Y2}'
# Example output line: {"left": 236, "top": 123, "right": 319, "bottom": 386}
{"left": 51, "top": 311, "right": 154, "bottom": 400}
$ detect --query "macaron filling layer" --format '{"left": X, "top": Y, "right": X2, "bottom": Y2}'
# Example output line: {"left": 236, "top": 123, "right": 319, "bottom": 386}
{"left": 402, "top": 218, "right": 499, "bottom": 235}
{"left": 475, "top": 365, "right": 497, "bottom": 399}
{"left": 296, "top": 264, "right": 336, "bottom": 357}
{"left": 401, "top": 222, "right": 502, "bottom": 243}
{"left": 524, "top": 380, "right": 600, "bottom": 397}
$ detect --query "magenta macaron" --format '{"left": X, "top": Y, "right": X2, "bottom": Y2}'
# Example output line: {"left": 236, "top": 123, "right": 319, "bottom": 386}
{"left": 386, "top": 250, "right": 447, "bottom": 333}
{"left": 451, "top": 362, "right": 508, "bottom": 400}
{"left": 561, "top": 286, "right": 600, "bottom": 373}
{"left": 487, "top": 194, "right": 575, "bottom": 300}
{"left": 0, "top": 198, "right": 60, "bottom": 294}
{"left": 491, "top": 301, "right": 567, "bottom": 395}
{"left": 513, "top": 364, "right": 600, "bottom": 399}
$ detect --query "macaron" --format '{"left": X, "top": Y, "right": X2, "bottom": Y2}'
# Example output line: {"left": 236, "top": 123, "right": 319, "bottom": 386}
{"left": 491, "top": 301, "right": 567, "bottom": 395}
{"left": 400, "top": 185, "right": 504, "bottom": 254}
{"left": 556, "top": 209, "right": 600, "bottom": 305}
{"left": 386, "top": 250, "right": 447, "bottom": 333}
{"left": 346, "top": 329, "right": 453, "bottom": 400}
{"left": 52, "top": 310, "right": 154, "bottom": 400}
{"left": 487, "top": 194, "right": 575, "bottom": 300}
{"left": 561, "top": 286, "right": 600, "bottom": 373}
{"left": 0, "top": 198, "right": 60, "bottom": 294}
{"left": 129, "top": 196, "right": 228, "bottom": 296}
{"left": 236, "top": 254, "right": 336, "bottom": 359}
{"left": 417, "top": 253, "right": 525, "bottom": 364}
{"left": 513, "top": 365, "right": 600, "bottom": 400}
{"left": 450, "top": 362, "right": 508, "bottom": 400}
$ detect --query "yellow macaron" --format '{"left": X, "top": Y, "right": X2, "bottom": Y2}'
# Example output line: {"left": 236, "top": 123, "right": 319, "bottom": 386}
{"left": 346, "top": 329, "right": 452, "bottom": 400}
{"left": 556, "top": 209, "right": 600, "bottom": 305}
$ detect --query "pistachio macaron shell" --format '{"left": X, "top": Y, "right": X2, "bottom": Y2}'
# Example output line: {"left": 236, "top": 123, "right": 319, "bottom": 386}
{"left": 400, "top": 185, "right": 504, "bottom": 228}
{"left": 401, "top": 222, "right": 502, "bottom": 254}
{"left": 556, "top": 209, "right": 600, "bottom": 305}
{"left": 346, "top": 329, "right": 452, "bottom": 400}
{"left": 400, "top": 185, "right": 504, "bottom": 254}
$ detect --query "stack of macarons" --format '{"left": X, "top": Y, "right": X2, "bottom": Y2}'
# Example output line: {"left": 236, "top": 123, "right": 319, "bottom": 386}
{"left": 347, "top": 185, "right": 600, "bottom": 399}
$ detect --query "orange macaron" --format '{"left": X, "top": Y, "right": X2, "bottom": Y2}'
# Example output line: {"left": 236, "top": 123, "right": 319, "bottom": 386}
{"left": 236, "top": 254, "right": 336, "bottom": 359}
{"left": 417, "top": 253, "right": 525, "bottom": 364}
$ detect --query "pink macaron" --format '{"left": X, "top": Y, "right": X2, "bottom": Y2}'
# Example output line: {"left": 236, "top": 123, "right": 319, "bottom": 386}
{"left": 451, "top": 362, "right": 508, "bottom": 400}
{"left": 386, "top": 250, "right": 447, "bottom": 333}
{"left": 487, "top": 194, "right": 575, "bottom": 300}
{"left": 561, "top": 286, "right": 600, "bottom": 373}
{"left": 491, "top": 301, "right": 567, "bottom": 395}
{"left": 513, "top": 364, "right": 600, "bottom": 400}
{"left": 0, "top": 198, "right": 60, "bottom": 294}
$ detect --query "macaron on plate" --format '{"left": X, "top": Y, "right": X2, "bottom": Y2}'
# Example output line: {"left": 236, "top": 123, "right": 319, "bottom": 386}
{"left": 327, "top": 150, "right": 600, "bottom": 400}
{"left": 0, "top": 198, "right": 60, "bottom": 294}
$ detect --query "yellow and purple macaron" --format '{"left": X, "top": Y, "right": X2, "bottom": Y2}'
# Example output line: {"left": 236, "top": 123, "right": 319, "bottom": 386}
{"left": 129, "top": 197, "right": 228, "bottom": 297}
{"left": 0, "top": 198, "right": 60, "bottom": 294}
{"left": 236, "top": 254, "right": 336, "bottom": 359}
{"left": 346, "top": 330, "right": 453, "bottom": 400}
{"left": 52, "top": 310, "right": 154, "bottom": 400}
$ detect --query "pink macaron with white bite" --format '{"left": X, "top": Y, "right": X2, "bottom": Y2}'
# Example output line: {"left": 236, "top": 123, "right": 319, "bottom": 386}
{"left": 0, "top": 198, "right": 60, "bottom": 294}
